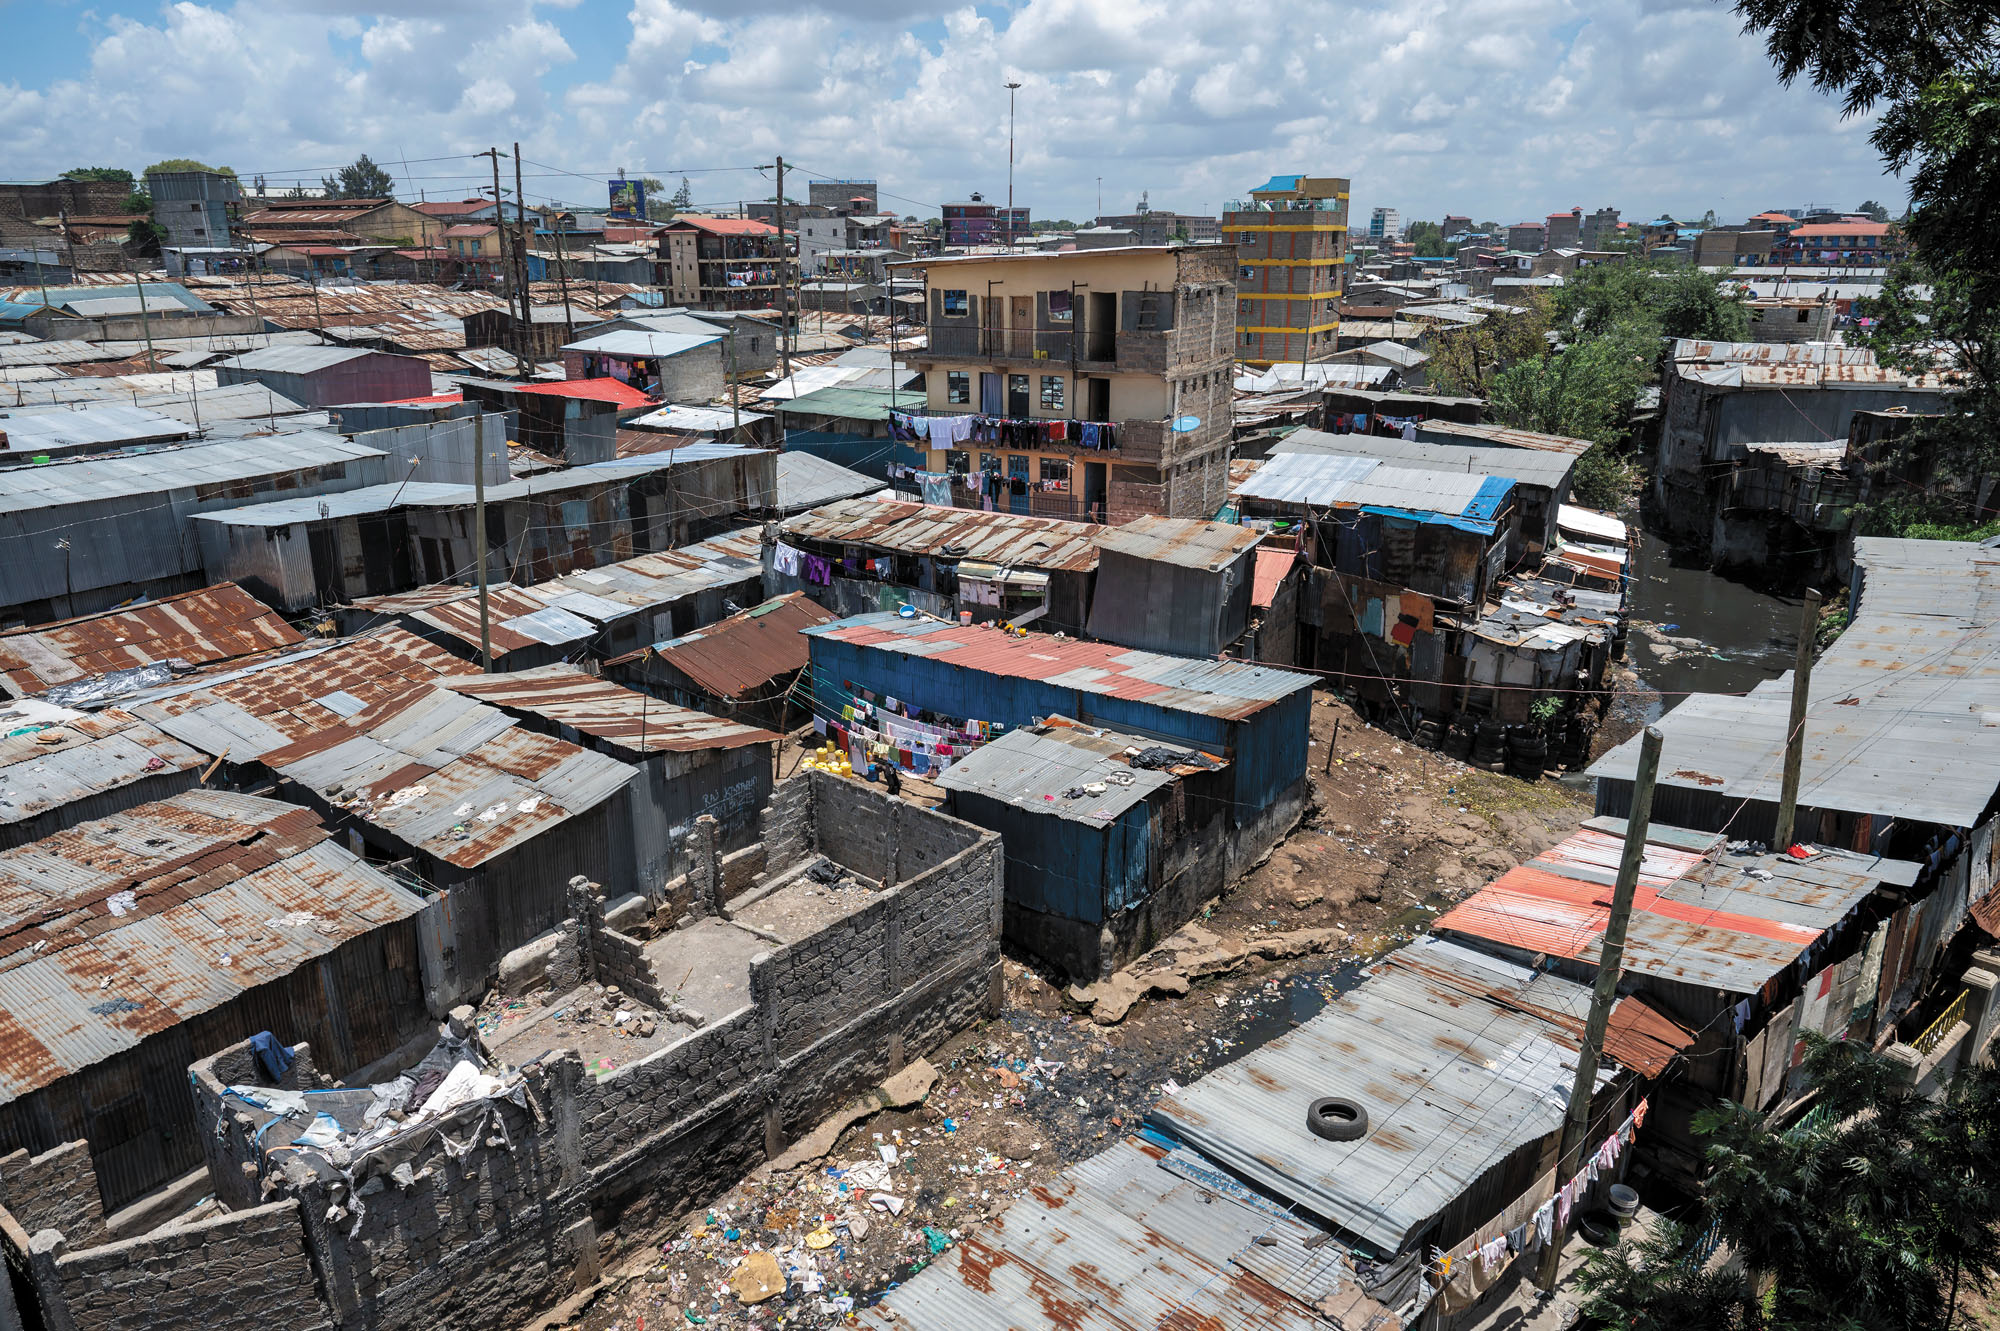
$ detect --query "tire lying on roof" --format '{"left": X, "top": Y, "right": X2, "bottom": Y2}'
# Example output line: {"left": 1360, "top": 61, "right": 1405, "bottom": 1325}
{"left": 1306, "top": 1096, "right": 1369, "bottom": 1142}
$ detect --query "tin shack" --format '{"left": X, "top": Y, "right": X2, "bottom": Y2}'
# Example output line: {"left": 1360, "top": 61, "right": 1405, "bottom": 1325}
{"left": 607, "top": 591, "right": 835, "bottom": 732}
{"left": 935, "top": 716, "right": 1232, "bottom": 978}
{"left": 1085, "top": 516, "right": 1264, "bottom": 658}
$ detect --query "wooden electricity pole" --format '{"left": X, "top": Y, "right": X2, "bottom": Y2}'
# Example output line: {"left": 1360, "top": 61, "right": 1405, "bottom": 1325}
{"left": 1535, "top": 724, "right": 1663, "bottom": 1293}
{"left": 472, "top": 413, "right": 494, "bottom": 673}
{"left": 774, "top": 156, "right": 792, "bottom": 380}
{"left": 514, "top": 142, "right": 534, "bottom": 368}
{"left": 480, "top": 147, "right": 529, "bottom": 379}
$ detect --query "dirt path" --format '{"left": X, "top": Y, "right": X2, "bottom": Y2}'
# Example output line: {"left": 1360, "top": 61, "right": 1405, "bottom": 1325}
{"left": 559, "top": 694, "right": 1590, "bottom": 1331}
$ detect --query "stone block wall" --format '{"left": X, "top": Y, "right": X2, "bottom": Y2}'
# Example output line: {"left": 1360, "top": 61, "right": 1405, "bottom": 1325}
{"left": 28, "top": 1200, "right": 327, "bottom": 1331}
{"left": 762, "top": 773, "right": 812, "bottom": 869}
{"left": 0, "top": 1143, "right": 108, "bottom": 1248}
{"left": 7, "top": 772, "right": 1004, "bottom": 1331}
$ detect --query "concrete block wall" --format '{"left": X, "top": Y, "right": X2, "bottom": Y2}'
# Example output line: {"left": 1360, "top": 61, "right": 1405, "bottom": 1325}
{"left": 762, "top": 774, "right": 812, "bottom": 870}
{"left": 0, "top": 1143, "right": 108, "bottom": 1248}
{"left": 29, "top": 1200, "right": 327, "bottom": 1331}
{"left": 188, "top": 1042, "right": 331, "bottom": 1214}
{"left": 4, "top": 774, "right": 1006, "bottom": 1331}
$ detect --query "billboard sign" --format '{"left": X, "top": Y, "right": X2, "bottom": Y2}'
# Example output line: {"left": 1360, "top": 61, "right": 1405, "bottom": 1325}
{"left": 608, "top": 178, "right": 646, "bottom": 219}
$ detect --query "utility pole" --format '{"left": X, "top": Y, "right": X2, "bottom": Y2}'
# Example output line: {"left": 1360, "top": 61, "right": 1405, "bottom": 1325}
{"left": 1773, "top": 589, "right": 1824, "bottom": 850}
{"left": 552, "top": 211, "right": 576, "bottom": 349}
{"left": 513, "top": 142, "right": 534, "bottom": 368}
{"left": 1005, "top": 80, "right": 1023, "bottom": 250}
{"left": 480, "top": 147, "right": 528, "bottom": 379}
{"left": 472, "top": 413, "right": 494, "bottom": 674}
{"left": 124, "top": 252, "right": 158, "bottom": 367}
{"left": 1536, "top": 725, "right": 1664, "bottom": 1294}
{"left": 728, "top": 326, "right": 742, "bottom": 444}
{"left": 774, "top": 156, "right": 792, "bottom": 380}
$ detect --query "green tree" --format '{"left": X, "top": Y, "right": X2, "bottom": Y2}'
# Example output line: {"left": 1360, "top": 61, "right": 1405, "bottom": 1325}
{"left": 321, "top": 154, "right": 393, "bottom": 200}
{"left": 1735, "top": 0, "right": 1999, "bottom": 531}
{"left": 1425, "top": 293, "right": 1556, "bottom": 398}
{"left": 1486, "top": 319, "right": 1655, "bottom": 443}
{"left": 1403, "top": 219, "right": 1447, "bottom": 254}
{"left": 62, "top": 166, "right": 133, "bottom": 185}
{"left": 670, "top": 176, "right": 693, "bottom": 210}
{"left": 125, "top": 217, "right": 168, "bottom": 255}
{"left": 1858, "top": 198, "right": 1892, "bottom": 221}
{"left": 143, "top": 157, "right": 235, "bottom": 179}
{"left": 1578, "top": 1036, "right": 2000, "bottom": 1331}
{"left": 1557, "top": 259, "right": 1750, "bottom": 345}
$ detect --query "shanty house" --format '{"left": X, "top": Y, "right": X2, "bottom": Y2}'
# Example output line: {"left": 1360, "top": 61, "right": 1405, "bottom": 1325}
{"left": 559, "top": 329, "right": 724, "bottom": 403}
{"left": 0, "top": 583, "right": 302, "bottom": 702}
{"left": 1086, "top": 517, "right": 1263, "bottom": 658}
{"left": 770, "top": 497, "right": 1102, "bottom": 633}
{"left": 214, "top": 346, "right": 432, "bottom": 408}
{"left": 0, "top": 790, "right": 430, "bottom": 1212}
{"left": 936, "top": 717, "right": 1235, "bottom": 978}
{"left": 803, "top": 613, "right": 1314, "bottom": 873}
{"left": 608, "top": 591, "right": 834, "bottom": 731}
{"left": 440, "top": 666, "right": 779, "bottom": 894}
{"left": 0, "top": 702, "right": 205, "bottom": 847}
{"left": 255, "top": 683, "right": 637, "bottom": 1008}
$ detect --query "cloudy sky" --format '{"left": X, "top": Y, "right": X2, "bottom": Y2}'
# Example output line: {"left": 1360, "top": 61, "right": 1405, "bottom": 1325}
{"left": 1, "top": 0, "right": 1902, "bottom": 226}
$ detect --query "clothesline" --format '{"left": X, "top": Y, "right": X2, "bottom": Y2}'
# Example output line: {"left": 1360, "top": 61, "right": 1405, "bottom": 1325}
{"left": 891, "top": 410, "right": 1120, "bottom": 452}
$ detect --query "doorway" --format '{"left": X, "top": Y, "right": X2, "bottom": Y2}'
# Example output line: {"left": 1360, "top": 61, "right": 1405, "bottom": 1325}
{"left": 980, "top": 372, "right": 1003, "bottom": 415}
{"left": 1086, "top": 377, "right": 1110, "bottom": 422}
{"left": 1011, "top": 294, "right": 1032, "bottom": 356}
{"left": 1007, "top": 373, "right": 1030, "bottom": 419}
{"left": 1084, "top": 461, "right": 1107, "bottom": 523}
{"left": 1086, "top": 291, "right": 1117, "bottom": 359}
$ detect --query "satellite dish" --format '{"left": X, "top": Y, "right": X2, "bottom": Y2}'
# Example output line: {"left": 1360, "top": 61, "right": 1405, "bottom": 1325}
{"left": 1171, "top": 415, "right": 1201, "bottom": 433}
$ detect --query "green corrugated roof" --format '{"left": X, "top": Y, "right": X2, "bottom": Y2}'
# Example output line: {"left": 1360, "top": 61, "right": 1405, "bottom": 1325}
{"left": 772, "top": 386, "right": 903, "bottom": 422}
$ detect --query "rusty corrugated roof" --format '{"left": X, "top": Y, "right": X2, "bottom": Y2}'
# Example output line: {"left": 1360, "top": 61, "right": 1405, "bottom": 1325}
{"left": 440, "top": 665, "right": 778, "bottom": 752}
{"left": 130, "top": 628, "right": 478, "bottom": 763}
{"left": 0, "top": 789, "right": 425, "bottom": 1104}
{"left": 622, "top": 593, "right": 834, "bottom": 701}
{"left": 781, "top": 497, "right": 1103, "bottom": 573}
{"left": 257, "top": 683, "right": 635, "bottom": 869}
{"left": 0, "top": 583, "right": 303, "bottom": 699}
{"left": 1603, "top": 994, "right": 1698, "bottom": 1079}
{"left": 1093, "top": 516, "right": 1263, "bottom": 571}
{"left": 410, "top": 587, "right": 597, "bottom": 658}
{"left": 1433, "top": 817, "right": 1922, "bottom": 995}
{"left": 0, "top": 704, "right": 204, "bottom": 825}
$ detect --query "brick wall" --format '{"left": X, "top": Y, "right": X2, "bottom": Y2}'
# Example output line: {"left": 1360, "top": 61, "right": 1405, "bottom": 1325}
{"left": 12, "top": 776, "right": 1004, "bottom": 1331}
{"left": 0, "top": 1143, "right": 107, "bottom": 1248}
{"left": 31, "top": 1201, "right": 328, "bottom": 1331}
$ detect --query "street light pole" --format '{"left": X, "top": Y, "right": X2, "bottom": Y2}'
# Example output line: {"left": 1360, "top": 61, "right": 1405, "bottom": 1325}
{"left": 1005, "top": 80, "right": 1022, "bottom": 250}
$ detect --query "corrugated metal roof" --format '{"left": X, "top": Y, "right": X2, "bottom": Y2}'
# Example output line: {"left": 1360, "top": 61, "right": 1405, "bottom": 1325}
{"left": 1434, "top": 816, "right": 1920, "bottom": 995}
{"left": 130, "top": 628, "right": 479, "bottom": 763}
{"left": 559, "top": 330, "right": 720, "bottom": 358}
{"left": 1408, "top": 419, "right": 1595, "bottom": 458}
{"left": 775, "top": 451, "right": 877, "bottom": 513}
{"left": 627, "top": 403, "right": 772, "bottom": 431}
{"left": 1093, "top": 516, "right": 1263, "bottom": 571}
{"left": 519, "top": 535, "right": 765, "bottom": 626}
{"left": 0, "top": 790, "right": 425, "bottom": 1104}
{"left": 624, "top": 592, "right": 834, "bottom": 699}
{"left": 0, "top": 341, "right": 124, "bottom": 368}
{"left": 0, "top": 430, "right": 384, "bottom": 517}
{"left": 192, "top": 481, "right": 468, "bottom": 526}
{"left": 1590, "top": 538, "right": 2000, "bottom": 826}
{"left": 1251, "top": 548, "right": 1301, "bottom": 609}
{"left": 411, "top": 587, "right": 596, "bottom": 658}
{"left": 0, "top": 704, "right": 204, "bottom": 824}
{"left": 0, "top": 583, "right": 303, "bottom": 697}
{"left": 1237, "top": 451, "right": 1516, "bottom": 529}
{"left": 781, "top": 497, "right": 1103, "bottom": 572}
{"left": 1555, "top": 504, "right": 1627, "bottom": 545}
{"left": 257, "top": 684, "right": 634, "bottom": 869}
{"left": 440, "top": 664, "right": 778, "bottom": 753}
{"left": 935, "top": 722, "right": 1186, "bottom": 824}
{"left": 872, "top": 1136, "right": 1383, "bottom": 1331}
{"left": 769, "top": 386, "right": 904, "bottom": 421}
{"left": 1148, "top": 936, "right": 1612, "bottom": 1254}
{"left": 217, "top": 346, "right": 382, "bottom": 374}
{"left": 805, "top": 613, "right": 1314, "bottom": 721}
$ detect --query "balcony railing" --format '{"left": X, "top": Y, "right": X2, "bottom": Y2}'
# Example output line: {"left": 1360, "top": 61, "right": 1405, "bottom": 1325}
{"left": 922, "top": 323, "right": 1167, "bottom": 368}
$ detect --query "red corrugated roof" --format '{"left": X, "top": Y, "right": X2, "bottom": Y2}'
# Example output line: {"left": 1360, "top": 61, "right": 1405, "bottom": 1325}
{"left": 1250, "top": 548, "right": 1298, "bottom": 609}
{"left": 383, "top": 392, "right": 464, "bottom": 405}
{"left": 513, "top": 378, "right": 656, "bottom": 407}
{"left": 1786, "top": 221, "right": 1893, "bottom": 238}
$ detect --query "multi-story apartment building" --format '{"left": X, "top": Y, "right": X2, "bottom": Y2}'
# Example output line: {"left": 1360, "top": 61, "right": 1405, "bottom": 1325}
{"left": 1545, "top": 208, "right": 1581, "bottom": 250}
{"left": 144, "top": 168, "right": 242, "bottom": 249}
{"left": 1224, "top": 174, "right": 1349, "bottom": 367}
{"left": 906, "top": 246, "right": 1236, "bottom": 523}
{"left": 659, "top": 217, "right": 792, "bottom": 311}
{"left": 1580, "top": 207, "right": 1622, "bottom": 251}
{"left": 1368, "top": 206, "right": 1402, "bottom": 244}
{"left": 1504, "top": 221, "right": 1548, "bottom": 253}
{"left": 808, "top": 179, "right": 878, "bottom": 214}
{"left": 942, "top": 194, "right": 1031, "bottom": 247}
{"left": 1094, "top": 210, "right": 1222, "bottom": 245}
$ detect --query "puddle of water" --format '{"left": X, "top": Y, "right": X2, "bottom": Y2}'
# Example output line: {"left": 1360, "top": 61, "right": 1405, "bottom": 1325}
{"left": 1625, "top": 532, "right": 1803, "bottom": 707}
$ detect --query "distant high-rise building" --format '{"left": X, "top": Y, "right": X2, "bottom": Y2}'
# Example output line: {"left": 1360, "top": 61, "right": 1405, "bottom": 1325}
{"left": 1580, "top": 207, "right": 1621, "bottom": 251}
{"left": 1505, "top": 221, "right": 1548, "bottom": 253}
{"left": 809, "top": 179, "right": 878, "bottom": 215}
{"left": 144, "top": 168, "right": 242, "bottom": 250}
{"left": 1224, "top": 174, "right": 1349, "bottom": 367}
{"left": 1545, "top": 208, "right": 1581, "bottom": 250}
{"left": 1368, "top": 207, "right": 1402, "bottom": 244}
{"left": 1440, "top": 214, "right": 1473, "bottom": 239}
{"left": 942, "top": 193, "right": 1030, "bottom": 247}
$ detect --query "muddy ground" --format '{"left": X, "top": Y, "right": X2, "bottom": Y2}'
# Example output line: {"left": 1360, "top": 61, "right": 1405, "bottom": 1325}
{"left": 554, "top": 693, "right": 1589, "bottom": 1331}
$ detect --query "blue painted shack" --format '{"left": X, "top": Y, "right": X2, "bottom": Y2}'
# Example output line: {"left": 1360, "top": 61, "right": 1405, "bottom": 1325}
{"left": 803, "top": 613, "right": 1315, "bottom": 909}
{"left": 936, "top": 717, "right": 1237, "bottom": 979}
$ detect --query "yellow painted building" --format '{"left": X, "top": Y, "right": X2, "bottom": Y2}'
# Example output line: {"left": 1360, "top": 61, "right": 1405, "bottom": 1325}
{"left": 1224, "top": 174, "right": 1350, "bottom": 367}
{"left": 899, "top": 246, "right": 1238, "bottom": 523}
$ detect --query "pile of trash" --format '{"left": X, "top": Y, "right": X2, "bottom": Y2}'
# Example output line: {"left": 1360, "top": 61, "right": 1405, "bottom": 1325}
{"left": 218, "top": 1032, "right": 526, "bottom": 1171}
